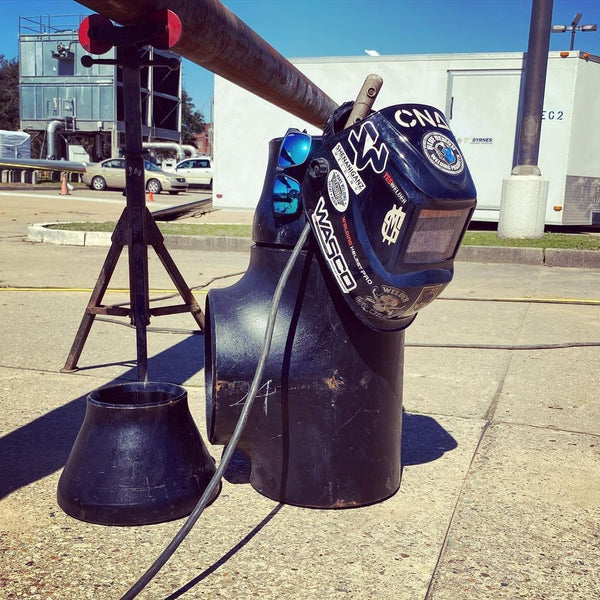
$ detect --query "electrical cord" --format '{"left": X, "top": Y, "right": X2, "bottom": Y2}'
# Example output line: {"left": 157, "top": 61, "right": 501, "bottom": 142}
{"left": 94, "top": 317, "right": 201, "bottom": 335}
{"left": 141, "top": 271, "right": 246, "bottom": 305}
{"left": 85, "top": 271, "right": 248, "bottom": 335}
{"left": 0, "top": 271, "right": 245, "bottom": 296}
{"left": 438, "top": 296, "right": 600, "bottom": 306}
{"left": 120, "top": 222, "right": 312, "bottom": 600}
{"left": 407, "top": 341, "right": 600, "bottom": 350}
{"left": 93, "top": 315, "right": 600, "bottom": 351}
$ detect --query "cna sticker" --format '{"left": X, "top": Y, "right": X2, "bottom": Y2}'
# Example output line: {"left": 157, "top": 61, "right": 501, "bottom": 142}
{"left": 421, "top": 132, "right": 464, "bottom": 174}
{"left": 327, "top": 169, "right": 349, "bottom": 212}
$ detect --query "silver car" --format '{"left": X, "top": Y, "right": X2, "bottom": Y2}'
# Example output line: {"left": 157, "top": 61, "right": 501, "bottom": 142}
{"left": 82, "top": 159, "right": 188, "bottom": 194}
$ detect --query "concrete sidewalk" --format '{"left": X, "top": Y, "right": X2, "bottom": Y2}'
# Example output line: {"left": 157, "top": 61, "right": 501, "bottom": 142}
{"left": 1, "top": 193, "right": 599, "bottom": 599}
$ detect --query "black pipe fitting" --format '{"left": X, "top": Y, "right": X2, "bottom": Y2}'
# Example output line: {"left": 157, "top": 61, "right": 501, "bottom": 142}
{"left": 204, "top": 136, "right": 405, "bottom": 508}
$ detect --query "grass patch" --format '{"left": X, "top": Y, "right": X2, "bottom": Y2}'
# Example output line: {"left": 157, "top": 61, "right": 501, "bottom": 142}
{"left": 46, "top": 221, "right": 600, "bottom": 250}
{"left": 462, "top": 231, "right": 600, "bottom": 250}
{"left": 46, "top": 221, "right": 253, "bottom": 238}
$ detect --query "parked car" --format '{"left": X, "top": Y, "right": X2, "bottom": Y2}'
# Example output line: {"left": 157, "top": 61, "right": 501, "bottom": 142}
{"left": 174, "top": 156, "right": 213, "bottom": 189}
{"left": 82, "top": 158, "right": 188, "bottom": 194}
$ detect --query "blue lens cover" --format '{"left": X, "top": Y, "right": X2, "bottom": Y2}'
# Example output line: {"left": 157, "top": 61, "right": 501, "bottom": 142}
{"left": 273, "top": 175, "right": 301, "bottom": 215}
{"left": 278, "top": 132, "right": 311, "bottom": 168}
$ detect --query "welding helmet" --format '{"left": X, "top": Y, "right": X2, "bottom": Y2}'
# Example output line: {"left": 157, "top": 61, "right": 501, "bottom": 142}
{"left": 302, "top": 103, "right": 477, "bottom": 332}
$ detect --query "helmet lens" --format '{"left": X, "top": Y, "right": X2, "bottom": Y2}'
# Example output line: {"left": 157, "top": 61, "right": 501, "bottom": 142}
{"left": 404, "top": 207, "right": 472, "bottom": 263}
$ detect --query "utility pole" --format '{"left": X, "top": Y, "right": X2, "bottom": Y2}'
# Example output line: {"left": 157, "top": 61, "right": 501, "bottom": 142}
{"left": 498, "top": 0, "right": 553, "bottom": 238}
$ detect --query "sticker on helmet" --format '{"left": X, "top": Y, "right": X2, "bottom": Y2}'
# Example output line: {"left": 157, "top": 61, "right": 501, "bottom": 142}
{"left": 327, "top": 169, "right": 349, "bottom": 213}
{"left": 394, "top": 106, "right": 451, "bottom": 131}
{"left": 355, "top": 285, "right": 412, "bottom": 319}
{"left": 411, "top": 283, "right": 447, "bottom": 311}
{"left": 383, "top": 171, "right": 408, "bottom": 205}
{"left": 348, "top": 121, "right": 389, "bottom": 174}
{"left": 332, "top": 143, "right": 365, "bottom": 195}
{"left": 381, "top": 204, "right": 406, "bottom": 245}
{"left": 311, "top": 196, "right": 357, "bottom": 293}
{"left": 421, "top": 132, "right": 464, "bottom": 174}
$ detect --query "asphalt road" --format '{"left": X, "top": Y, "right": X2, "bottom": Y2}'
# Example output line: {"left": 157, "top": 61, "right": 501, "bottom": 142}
{"left": 0, "top": 185, "right": 213, "bottom": 233}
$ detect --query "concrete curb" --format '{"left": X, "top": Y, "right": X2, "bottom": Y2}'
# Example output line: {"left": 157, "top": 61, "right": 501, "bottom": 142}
{"left": 28, "top": 222, "right": 92, "bottom": 246}
{"left": 457, "top": 245, "right": 600, "bottom": 268}
{"left": 161, "top": 233, "right": 253, "bottom": 252}
{"left": 28, "top": 223, "right": 600, "bottom": 268}
{"left": 544, "top": 247, "right": 600, "bottom": 268}
{"left": 28, "top": 222, "right": 253, "bottom": 253}
{"left": 456, "top": 245, "right": 544, "bottom": 265}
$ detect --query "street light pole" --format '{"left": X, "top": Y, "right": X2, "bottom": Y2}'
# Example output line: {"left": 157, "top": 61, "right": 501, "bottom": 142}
{"left": 551, "top": 12, "right": 598, "bottom": 51}
{"left": 570, "top": 13, "right": 582, "bottom": 50}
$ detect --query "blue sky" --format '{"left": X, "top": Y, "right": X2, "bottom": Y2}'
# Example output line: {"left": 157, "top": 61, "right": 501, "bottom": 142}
{"left": 2, "top": 0, "right": 600, "bottom": 120}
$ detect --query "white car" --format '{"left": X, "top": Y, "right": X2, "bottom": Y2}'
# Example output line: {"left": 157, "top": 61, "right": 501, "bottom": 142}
{"left": 175, "top": 157, "right": 213, "bottom": 189}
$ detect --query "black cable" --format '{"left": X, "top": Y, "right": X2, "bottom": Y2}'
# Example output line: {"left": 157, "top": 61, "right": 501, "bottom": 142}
{"left": 94, "top": 316, "right": 600, "bottom": 349}
{"left": 95, "top": 316, "right": 201, "bottom": 335}
{"left": 150, "top": 272, "right": 246, "bottom": 304}
{"left": 439, "top": 296, "right": 600, "bottom": 306}
{"left": 108, "top": 271, "right": 246, "bottom": 309}
{"left": 406, "top": 341, "right": 600, "bottom": 350}
{"left": 120, "top": 222, "right": 312, "bottom": 600}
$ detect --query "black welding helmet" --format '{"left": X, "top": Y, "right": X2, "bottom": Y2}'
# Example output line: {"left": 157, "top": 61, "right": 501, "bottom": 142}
{"left": 302, "top": 103, "right": 477, "bottom": 332}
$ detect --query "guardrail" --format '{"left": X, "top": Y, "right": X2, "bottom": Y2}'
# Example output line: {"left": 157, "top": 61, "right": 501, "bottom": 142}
{"left": 0, "top": 157, "right": 86, "bottom": 184}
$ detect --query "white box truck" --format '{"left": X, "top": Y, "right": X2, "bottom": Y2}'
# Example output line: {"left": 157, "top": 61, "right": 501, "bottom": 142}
{"left": 213, "top": 51, "right": 600, "bottom": 226}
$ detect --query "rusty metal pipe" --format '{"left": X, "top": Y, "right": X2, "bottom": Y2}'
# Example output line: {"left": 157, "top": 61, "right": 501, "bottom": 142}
{"left": 75, "top": 0, "right": 339, "bottom": 128}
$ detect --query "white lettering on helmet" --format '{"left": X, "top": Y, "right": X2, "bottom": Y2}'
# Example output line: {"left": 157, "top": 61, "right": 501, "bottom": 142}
{"left": 312, "top": 196, "right": 357, "bottom": 293}
{"left": 394, "top": 107, "right": 450, "bottom": 131}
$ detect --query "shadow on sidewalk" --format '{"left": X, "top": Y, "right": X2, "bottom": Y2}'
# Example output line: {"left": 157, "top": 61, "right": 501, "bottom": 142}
{"left": 0, "top": 333, "right": 456, "bottom": 500}
{"left": 402, "top": 412, "right": 458, "bottom": 466}
{"left": 222, "top": 411, "right": 458, "bottom": 485}
{"left": 0, "top": 334, "right": 204, "bottom": 500}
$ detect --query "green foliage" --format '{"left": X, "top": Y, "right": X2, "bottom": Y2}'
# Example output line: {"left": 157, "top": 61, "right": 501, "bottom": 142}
{"left": 46, "top": 222, "right": 600, "bottom": 250}
{"left": 47, "top": 221, "right": 253, "bottom": 238}
{"left": 0, "top": 55, "right": 19, "bottom": 131}
{"left": 181, "top": 89, "right": 206, "bottom": 146}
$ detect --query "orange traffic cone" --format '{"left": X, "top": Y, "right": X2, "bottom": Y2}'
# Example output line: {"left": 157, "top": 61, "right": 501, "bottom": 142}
{"left": 59, "top": 173, "right": 70, "bottom": 195}
{"left": 147, "top": 190, "right": 154, "bottom": 202}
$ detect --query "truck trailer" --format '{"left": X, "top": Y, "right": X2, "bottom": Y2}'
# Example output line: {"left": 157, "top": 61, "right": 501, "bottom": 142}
{"left": 213, "top": 51, "right": 600, "bottom": 226}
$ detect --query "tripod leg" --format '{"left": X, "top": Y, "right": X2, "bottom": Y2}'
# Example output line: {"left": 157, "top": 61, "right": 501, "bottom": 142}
{"left": 155, "top": 243, "right": 205, "bottom": 329}
{"left": 146, "top": 212, "right": 205, "bottom": 330}
{"left": 61, "top": 241, "right": 125, "bottom": 372}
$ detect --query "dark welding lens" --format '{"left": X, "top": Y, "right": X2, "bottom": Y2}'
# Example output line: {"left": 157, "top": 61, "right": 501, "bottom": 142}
{"left": 272, "top": 174, "right": 301, "bottom": 215}
{"left": 278, "top": 132, "right": 311, "bottom": 168}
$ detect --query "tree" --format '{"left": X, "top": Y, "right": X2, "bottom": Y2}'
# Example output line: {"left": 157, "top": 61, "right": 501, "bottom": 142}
{"left": 181, "top": 88, "right": 206, "bottom": 146}
{"left": 0, "top": 55, "right": 19, "bottom": 131}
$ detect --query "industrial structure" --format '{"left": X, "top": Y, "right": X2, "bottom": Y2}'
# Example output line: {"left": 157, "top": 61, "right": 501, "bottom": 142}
{"left": 18, "top": 14, "right": 183, "bottom": 162}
